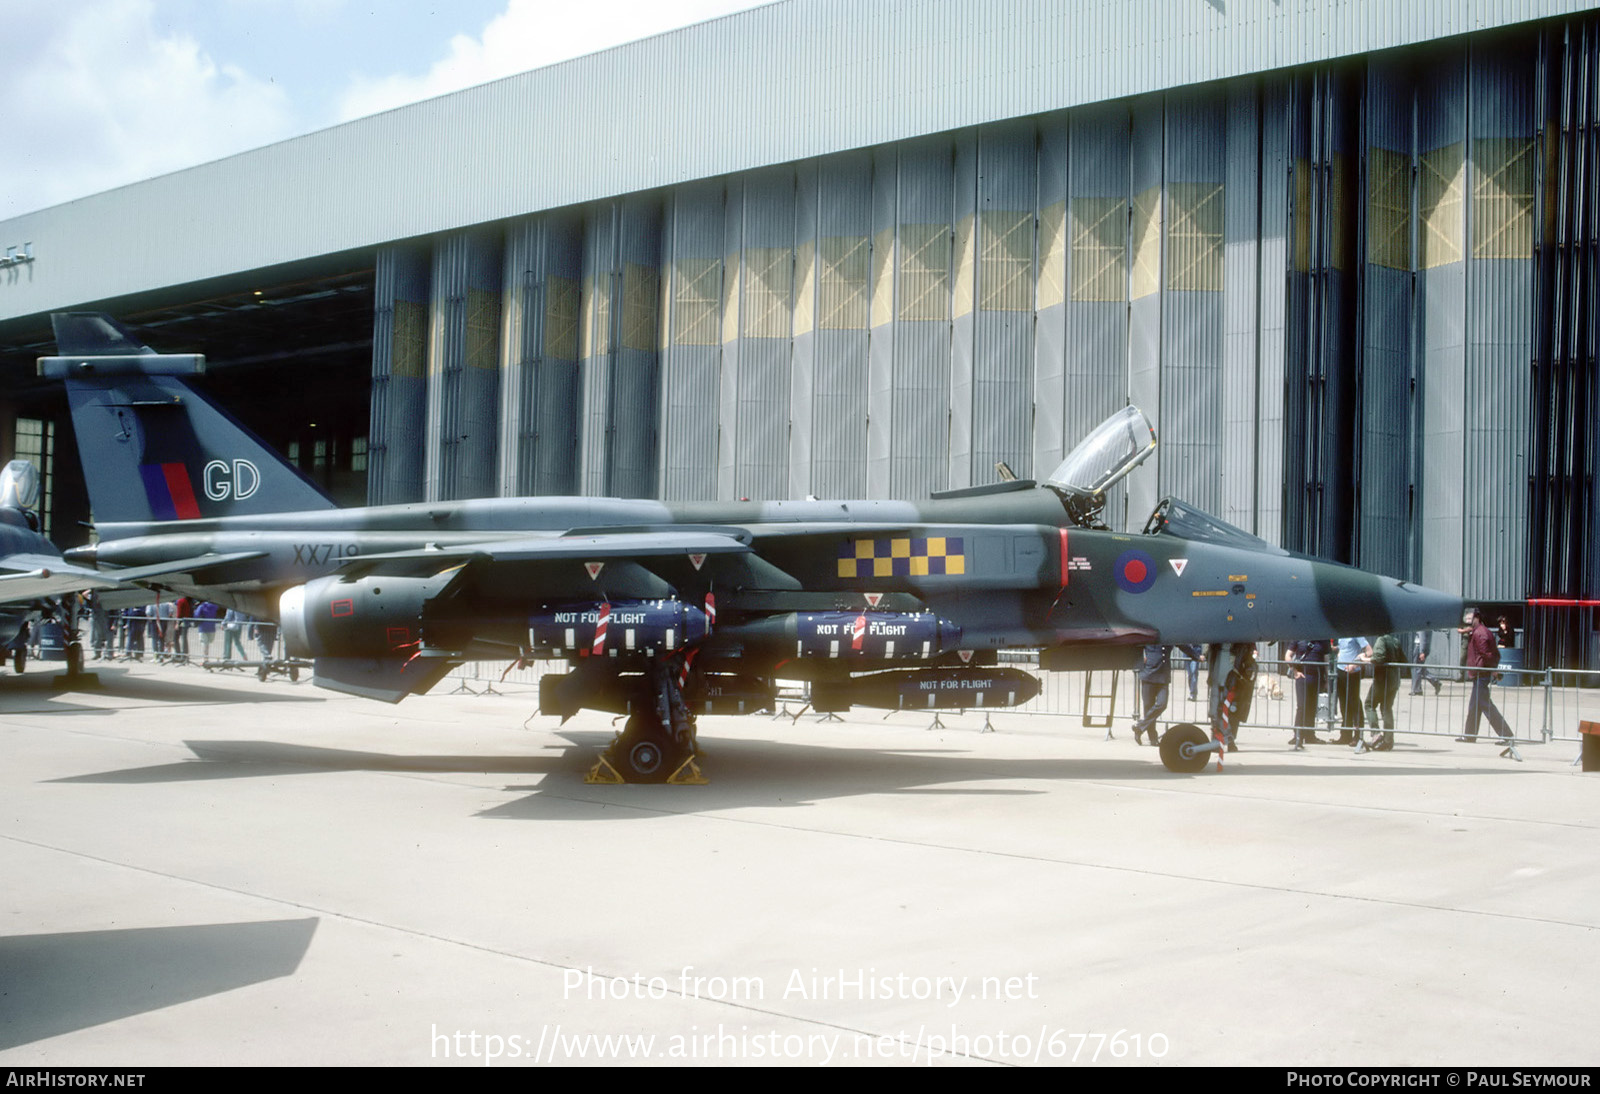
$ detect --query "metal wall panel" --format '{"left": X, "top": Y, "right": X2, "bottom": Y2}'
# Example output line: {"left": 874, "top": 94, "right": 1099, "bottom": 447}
{"left": 1223, "top": 80, "right": 1263, "bottom": 535}
{"left": 805, "top": 151, "right": 873, "bottom": 499}
{"left": 1064, "top": 103, "right": 1132, "bottom": 528}
{"left": 1416, "top": 44, "right": 1470, "bottom": 598}
{"left": 659, "top": 182, "right": 724, "bottom": 501}
{"left": 499, "top": 214, "right": 582, "bottom": 497}
{"left": 1033, "top": 114, "right": 1070, "bottom": 481}
{"left": 1161, "top": 90, "right": 1228, "bottom": 516}
{"left": 369, "top": 243, "right": 429, "bottom": 505}
{"left": 728, "top": 168, "right": 797, "bottom": 501}
{"left": 609, "top": 198, "right": 663, "bottom": 499}
{"left": 1253, "top": 76, "right": 1290, "bottom": 548}
{"left": 1359, "top": 56, "right": 1417, "bottom": 581}
{"left": 865, "top": 146, "right": 898, "bottom": 500}
{"left": 948, "top": 130, "right": 979, "bottom": 488}
{"left": 1464, "top": 37, "right": 1535, "bottom": 601}
{"left": 969, "top": 121, "right": 1038, "bottom": 483}
{"left": 886, "top": 137, "right": 954, "bottom": 499}
{"left": 579, "top": 206, "right": 620, "bottom": 496}
{"left": 1126, "top": 97, "right": 1164, "bottom": 524}
{"left": 424, "top": 229, "right": 502, "bottom": 501}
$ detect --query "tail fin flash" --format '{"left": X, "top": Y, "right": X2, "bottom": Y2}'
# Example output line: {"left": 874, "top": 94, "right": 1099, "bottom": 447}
{"left": 40, "top": 313, "right": 337, "bottom": 528}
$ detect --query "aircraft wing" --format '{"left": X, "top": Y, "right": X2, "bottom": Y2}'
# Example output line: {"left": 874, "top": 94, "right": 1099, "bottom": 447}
{"left": 338, "top": 529, "right": 755, "bottom": 578}
{"left": 0, "top": 551, "right": 267, "bottom": 604}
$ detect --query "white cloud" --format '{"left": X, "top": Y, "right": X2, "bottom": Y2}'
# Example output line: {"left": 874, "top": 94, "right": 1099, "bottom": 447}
{"left": 336, "top": 0, "right": 771, "bottom": 123}
{"left": 1, "top": 0, "right": 296, "bottom": 218}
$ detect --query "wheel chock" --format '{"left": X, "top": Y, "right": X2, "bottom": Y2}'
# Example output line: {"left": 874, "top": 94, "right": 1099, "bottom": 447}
{"left": 666, "top": 754, "right": 708, "bottom": 785}
{"left": 585, "top": 754, "right": 626, "bottom": 784}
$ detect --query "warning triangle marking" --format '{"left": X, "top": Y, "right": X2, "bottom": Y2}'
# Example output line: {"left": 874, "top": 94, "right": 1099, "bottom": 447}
{"left": 864, "top": 592, "right": 883, "bottom": 608}
{"left": 585, "top": 562, "right": 605, "bottom": 581}
{"left": 1169, "top": 559, "right": 1188, "bottom": 577}
{"left": 689, "top": 553, "right": 706, "bottom": 571}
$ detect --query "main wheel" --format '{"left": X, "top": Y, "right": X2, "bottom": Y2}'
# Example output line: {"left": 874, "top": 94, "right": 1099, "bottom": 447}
{"left": 65, "top": 642, "right": 84, "bottom": 678}
{"left": 612, "top": 713, "right": 688, "bottom": 783}
{"left": 1159, "top": 722, "right": 1212, "bottom": 774}
{"left": 12, "top": 646, "right": 24, "bottom": 674}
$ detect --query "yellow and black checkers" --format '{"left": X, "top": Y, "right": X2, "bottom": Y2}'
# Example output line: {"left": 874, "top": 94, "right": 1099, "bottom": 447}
{"left": 837, "top": 536, "right": 966, "bottom": 579}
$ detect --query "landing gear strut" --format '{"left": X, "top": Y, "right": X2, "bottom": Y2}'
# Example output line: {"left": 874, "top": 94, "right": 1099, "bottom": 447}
{"left": 585, "top": 661, "right": 707, "bottom": 785}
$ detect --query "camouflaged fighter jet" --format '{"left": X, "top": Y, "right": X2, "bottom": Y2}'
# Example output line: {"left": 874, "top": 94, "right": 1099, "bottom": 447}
{"left": 43, "top": 313, "right": 1461, "bottom": 778}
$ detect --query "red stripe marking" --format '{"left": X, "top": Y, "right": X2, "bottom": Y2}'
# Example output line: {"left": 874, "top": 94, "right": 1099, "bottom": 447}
{"left": 1059, "top": 528, "right": 1070, "bottom": 587}
{"left": 162, "top": 463, "right": 202, "bottom": 519}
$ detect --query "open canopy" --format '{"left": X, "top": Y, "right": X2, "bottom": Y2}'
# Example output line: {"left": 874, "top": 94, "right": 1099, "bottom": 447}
{"left": 1044, "top": 405, "right": 1157, "bottom": 521}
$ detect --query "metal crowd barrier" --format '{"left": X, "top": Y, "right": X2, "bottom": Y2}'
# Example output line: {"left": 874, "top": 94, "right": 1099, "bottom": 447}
{"left": 445, "top": 653, "right": 1600, "bottom": 749}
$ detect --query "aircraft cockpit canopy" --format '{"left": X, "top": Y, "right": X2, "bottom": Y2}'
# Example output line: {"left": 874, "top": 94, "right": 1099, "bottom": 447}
{"left": 0, "top": 460, "right": 40, "bottom": 513}
{"left": 1045, "top": 405, "right": 1157, "bottom": 526}
{"left": 1144, "top": 496, "right": 1288, "bottom": 556}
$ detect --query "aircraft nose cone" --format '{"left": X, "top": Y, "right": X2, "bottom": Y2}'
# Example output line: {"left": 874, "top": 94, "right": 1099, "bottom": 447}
{"left": 1308, "top": 560, "right": 1461, "bottom": 637}
{"left": 1380, "top": 580, "right": 1464, "bottom": 635}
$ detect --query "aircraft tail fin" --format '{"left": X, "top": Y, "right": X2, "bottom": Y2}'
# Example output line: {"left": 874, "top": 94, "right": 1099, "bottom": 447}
{"left": 40, "top": 312, "right": 337, "bottom": 529}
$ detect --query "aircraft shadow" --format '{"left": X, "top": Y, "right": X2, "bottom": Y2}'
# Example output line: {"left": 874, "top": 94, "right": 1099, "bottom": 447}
{"left": 51, "top": 740, "right": 556, "bottom": 784}
{"left": 47, "top": 732, "right": 1522, "bottom": 808}
{"left": 0, "top": 670, "right": 319, "bottom": 709}
{"left": 0, "top": 918, "right": 317, "bottom": 1050}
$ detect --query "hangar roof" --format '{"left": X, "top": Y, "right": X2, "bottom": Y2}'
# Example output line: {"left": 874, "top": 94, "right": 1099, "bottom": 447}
{"left": 0, "top": 0, "right": 1588, "bottom": 325}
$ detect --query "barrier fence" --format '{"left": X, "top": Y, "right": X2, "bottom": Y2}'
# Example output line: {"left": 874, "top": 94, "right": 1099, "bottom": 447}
{"left": 441, "top": 653, "right": 1600, "bottom": 749}
{"left": 67, "top": 617, "right": 1592, "bottom": 751}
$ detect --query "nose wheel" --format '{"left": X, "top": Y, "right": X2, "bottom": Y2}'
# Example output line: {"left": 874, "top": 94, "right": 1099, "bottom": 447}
{"left": 1159, "top": 722, "right": 1219, "bottom": 773}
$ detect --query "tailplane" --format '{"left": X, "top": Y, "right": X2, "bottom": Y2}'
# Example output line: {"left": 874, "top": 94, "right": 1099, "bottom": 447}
{"left": 39, "top": 313, "right": 336, "bottom": 527}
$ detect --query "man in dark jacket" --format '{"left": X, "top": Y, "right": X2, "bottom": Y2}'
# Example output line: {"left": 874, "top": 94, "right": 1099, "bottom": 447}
{"left": 1457, "top": 609, "right": 1515, "bottom": 754}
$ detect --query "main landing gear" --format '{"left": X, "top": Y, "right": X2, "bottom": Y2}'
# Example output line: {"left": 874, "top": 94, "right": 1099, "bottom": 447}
{"left": 585, "top": 661, "right": 707, "bottom": 785}
{"left": 586, "top": 710, "right": 706, "bottom": 785}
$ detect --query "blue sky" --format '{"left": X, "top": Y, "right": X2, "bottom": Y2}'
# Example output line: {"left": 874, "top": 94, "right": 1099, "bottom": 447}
{"left": 0, "top": 0, "right": 774, "bottom": 219}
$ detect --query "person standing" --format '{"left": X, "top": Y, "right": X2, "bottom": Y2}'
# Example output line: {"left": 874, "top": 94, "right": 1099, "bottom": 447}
{"left": 173, "top": 596, "right": 193, "bottom": 663}
{"left": 1132, "top": 645, "right": 1172, "bottom": 747}
{"left": 1457, "top": 609, "right": 1516, "bottom": 754}
{"left": 1334, "top": 635, "right": 1371, "bottom": 744}
{"left": 194, "top": 601, "right": 221, "bottom": 661}
{"left": 1177, "top": 644, "right": 1203, "bottom": 702}
{"left": 1286, "top": 638, "right": 1330, "bottom": 746}
{"left": 1410, "top": 629, "right": 1441, "bottom": 695}
{"left": 1364, "top": 631, "right": 1406, "bottom": 750}
{"left": 222, "top": 609, "right": 247, "bottom": 662}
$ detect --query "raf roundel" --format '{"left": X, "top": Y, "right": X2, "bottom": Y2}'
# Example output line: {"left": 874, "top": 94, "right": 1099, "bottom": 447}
{"left": 1114, "top": 549, "right": 1158, "bottom": 594}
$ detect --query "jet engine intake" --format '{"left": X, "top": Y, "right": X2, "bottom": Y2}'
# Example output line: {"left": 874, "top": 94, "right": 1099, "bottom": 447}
{"left": 279, "top": 575, "right": 434, "bottom": 659}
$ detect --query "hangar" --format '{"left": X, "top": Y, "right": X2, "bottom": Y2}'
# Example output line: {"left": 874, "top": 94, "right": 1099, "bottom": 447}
{"left": 0, "top": 0, "right": 1596, "bottom": 669}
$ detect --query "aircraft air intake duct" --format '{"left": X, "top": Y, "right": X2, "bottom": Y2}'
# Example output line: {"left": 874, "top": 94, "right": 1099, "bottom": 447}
{"left": 279, "top": 574, "right": 434, "bottom": 659}
{"left": 810, "top": 666, "right": 1041, "bottom": 713}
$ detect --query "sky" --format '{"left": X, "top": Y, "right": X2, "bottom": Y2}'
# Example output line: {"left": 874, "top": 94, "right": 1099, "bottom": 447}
{"left": 0, "top": 0, "right": 776, "bottom": 220}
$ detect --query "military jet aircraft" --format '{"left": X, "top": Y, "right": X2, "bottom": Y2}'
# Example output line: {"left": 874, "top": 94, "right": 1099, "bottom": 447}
{"left": 43, "top": 313, "right": 1462, "bottom": 778}
{"left": 0, "top": 458, "right": 213, "bottom": 677}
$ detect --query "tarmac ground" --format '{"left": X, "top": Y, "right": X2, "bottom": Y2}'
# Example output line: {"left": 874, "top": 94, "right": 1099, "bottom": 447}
{"left": 1, "top": 657, "right": 1597, "bottom": 1067}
